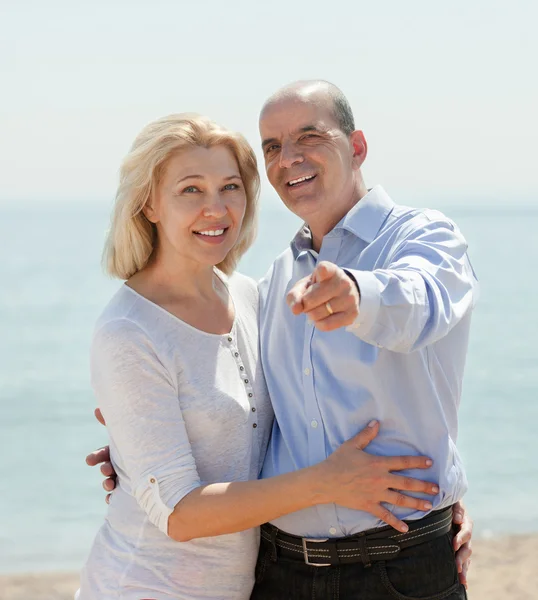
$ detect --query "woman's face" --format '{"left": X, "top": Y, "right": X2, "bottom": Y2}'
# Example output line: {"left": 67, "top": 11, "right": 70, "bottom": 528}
{"left": 145, "top": 145, "right": 247, "bottom": 270}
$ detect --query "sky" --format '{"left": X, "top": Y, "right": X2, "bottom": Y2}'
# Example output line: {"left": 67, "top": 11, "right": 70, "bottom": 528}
{"left": 1, "top": 0, "right": 536, "bottom": 206}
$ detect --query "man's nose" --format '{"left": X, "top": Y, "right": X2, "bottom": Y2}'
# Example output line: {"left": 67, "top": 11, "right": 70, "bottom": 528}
{"left": 279, "top": 142, "right": 304, "bottom": 169}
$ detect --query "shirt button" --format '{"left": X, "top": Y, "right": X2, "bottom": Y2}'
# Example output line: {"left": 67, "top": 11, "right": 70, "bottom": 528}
{"left": 253, "top": 423, "right": 257, "bottom": 428}
{"left": 248, "top": 393, "right": 253, "bottom": 398}
{"left": 149, "top": 478, "right": 156, "bottom": 484}
{"left": 304, "top": 367, "right": 311, "bottom": 376}
{"left": 234, "top": 352, "right": 239, "bottom": 357}
{"left": 329, "top": 527, "right": 337, "bottom": 535}
{"left": 311, "top": 420, "right": 318, "bottom": 428}
{"left": 240, "top": 366, "right": 244, "bottom": 371}
{"left": 251, "top": 407, "right": 256, "bottom": 412}
{"left": 228, "top": 337, "right": 233, "bottom": 342}
{"left": 244, "top": 378, "right": 249, "bottom": 384}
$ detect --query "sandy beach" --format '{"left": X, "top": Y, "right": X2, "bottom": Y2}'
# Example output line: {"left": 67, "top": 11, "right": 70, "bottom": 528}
{"left": 1, "top": 534, "right": 536, "bottom": 600}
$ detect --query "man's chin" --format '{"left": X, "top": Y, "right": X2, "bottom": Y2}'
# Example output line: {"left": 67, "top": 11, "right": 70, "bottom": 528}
{"left": 281, "top": 194, "right": 323, "bottom": 220}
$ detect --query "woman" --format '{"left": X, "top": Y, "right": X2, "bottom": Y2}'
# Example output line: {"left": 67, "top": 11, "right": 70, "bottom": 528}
{"left": 78, "top": 114, "right": 440, "bottom": 599}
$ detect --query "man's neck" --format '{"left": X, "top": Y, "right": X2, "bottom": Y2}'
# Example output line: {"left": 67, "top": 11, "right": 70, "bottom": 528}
{"left": 310, "top": 181, "right": 369, "bottom": 252}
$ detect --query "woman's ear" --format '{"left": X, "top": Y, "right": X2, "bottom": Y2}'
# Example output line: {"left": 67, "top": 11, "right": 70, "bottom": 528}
{"left": 143, "top": 195, "right": 159, "bottom": 224}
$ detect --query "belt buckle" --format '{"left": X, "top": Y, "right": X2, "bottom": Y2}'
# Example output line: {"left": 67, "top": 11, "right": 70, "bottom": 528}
{"left": 302, "top": 537, "right": 331, "bottom": 567}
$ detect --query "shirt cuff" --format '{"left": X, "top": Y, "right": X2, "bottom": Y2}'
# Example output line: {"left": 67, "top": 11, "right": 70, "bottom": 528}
{"left": 344, "top": 270, "right": 382, "bottom": 336}
{"left": 136, "top": 473, "right": 200, "bottom": 537}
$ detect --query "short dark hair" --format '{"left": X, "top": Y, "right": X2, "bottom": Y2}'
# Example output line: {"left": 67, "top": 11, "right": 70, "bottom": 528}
{"left": 331, "top": 89, "right": 355, "bottom": 136}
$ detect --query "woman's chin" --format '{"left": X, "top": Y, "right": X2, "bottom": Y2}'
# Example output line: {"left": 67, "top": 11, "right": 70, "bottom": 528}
{"left": 199, "top": 248, "right": 233, "bottom": 269}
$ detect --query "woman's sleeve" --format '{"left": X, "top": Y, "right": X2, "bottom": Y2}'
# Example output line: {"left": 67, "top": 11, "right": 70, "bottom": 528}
{"left": 90, "top": 318, "right": 201, "bottom": 536}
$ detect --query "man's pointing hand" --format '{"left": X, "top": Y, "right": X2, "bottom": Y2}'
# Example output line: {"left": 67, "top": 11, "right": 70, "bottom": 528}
{"left": 286, "top": 261, "right": 360, "bottom": 331}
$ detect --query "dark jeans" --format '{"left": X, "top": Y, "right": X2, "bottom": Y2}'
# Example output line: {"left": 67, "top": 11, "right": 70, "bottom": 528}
{"left": 250, "top": 528, "right": 467, "bottom": 600}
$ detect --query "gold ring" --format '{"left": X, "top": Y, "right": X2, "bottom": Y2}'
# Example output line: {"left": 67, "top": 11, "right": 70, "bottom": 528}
{"left": 325, "top": 301, "right": 334, "bottom": 316}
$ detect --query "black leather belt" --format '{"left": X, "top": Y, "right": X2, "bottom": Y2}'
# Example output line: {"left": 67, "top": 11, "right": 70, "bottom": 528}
{"left": 260, "top": 506, "right": 454, "bottom": 567}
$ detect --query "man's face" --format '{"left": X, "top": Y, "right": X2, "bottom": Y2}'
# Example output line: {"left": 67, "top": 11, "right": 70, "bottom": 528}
{"left": 259, "top": 96, "right": 364, "bottom": 225}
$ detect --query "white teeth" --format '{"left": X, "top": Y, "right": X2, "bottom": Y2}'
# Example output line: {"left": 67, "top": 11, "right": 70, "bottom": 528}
{"left": 197, "top": 229, "right": 225, "bottom": 236}
{"left": 288, "top": 175, "right": 315, "bottom": 186}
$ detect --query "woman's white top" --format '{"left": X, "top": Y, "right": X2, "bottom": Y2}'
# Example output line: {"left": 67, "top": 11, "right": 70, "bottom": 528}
{"left": 78, "top": 272, "right": 273, "bottom": 600}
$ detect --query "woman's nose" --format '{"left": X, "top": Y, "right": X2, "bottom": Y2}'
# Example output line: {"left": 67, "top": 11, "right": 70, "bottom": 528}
{"left": 202, "top": 192, "right": 227, "bottom": 218}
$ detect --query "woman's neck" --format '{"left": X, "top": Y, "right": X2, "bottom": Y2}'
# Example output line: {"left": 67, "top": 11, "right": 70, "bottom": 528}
{"left": 129, "top": 251, "right": 218, "bottom": 303}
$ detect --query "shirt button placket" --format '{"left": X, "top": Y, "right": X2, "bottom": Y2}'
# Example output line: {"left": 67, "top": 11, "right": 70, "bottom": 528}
{"left": 317, "top": 236, "right": 344, "bottom": 538}
{"left": 228, "top": 335, "right": 257, "bottom": 430}
{"left": 303, "top": 358, "right": 324, "bottom": 465}
{"left": 307, "top": 236, "right": 340, "bottom": 468}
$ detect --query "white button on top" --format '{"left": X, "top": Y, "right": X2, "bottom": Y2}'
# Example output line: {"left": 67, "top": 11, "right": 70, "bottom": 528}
{"left": 304, "top": 367, "right": 311, "bottom": 376}
{"left": 329, "top": 527, "right": 337, "bottom": 535}
{"left": 310, "top": 419, "right": 318, "bottom": 428}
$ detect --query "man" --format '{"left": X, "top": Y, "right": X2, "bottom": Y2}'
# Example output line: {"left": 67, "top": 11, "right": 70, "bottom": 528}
{"left": 88, "top": 81, "right": 476, "bottom": 598}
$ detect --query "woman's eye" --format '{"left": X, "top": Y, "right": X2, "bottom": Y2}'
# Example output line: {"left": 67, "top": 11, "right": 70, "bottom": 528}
{"left": 182, "top": 186, "right": 200, "bottom": 193}
{"left": 223, "top": 183, "right": 240, "bottom": 191}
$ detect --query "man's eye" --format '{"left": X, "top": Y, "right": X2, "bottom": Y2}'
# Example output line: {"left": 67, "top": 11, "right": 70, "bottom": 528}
{"left": 223, "top": 183, "right": 240, "bottom": 191}
{"left": 265, "top": 144, "right": 280, "bottom": 154}
{"left": 300, "top": 134, "right": 318, "bottom": 141}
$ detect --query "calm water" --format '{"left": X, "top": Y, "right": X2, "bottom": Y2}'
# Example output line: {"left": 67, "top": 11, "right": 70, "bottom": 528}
{"left": 1, "top": 199, "right": 537, "bottom": 574}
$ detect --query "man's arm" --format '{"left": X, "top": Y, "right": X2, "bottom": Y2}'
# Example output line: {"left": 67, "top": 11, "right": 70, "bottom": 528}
{"left": 288, "top": 215, "right": 478, "bottom": 353}
{"left": 345, "top": 215, "right": 478, "bottom": 352}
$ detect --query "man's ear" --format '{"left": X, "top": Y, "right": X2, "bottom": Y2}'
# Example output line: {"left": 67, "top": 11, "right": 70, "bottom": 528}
{"left": 350, "top": 130, "right": 367, "bottom": 169}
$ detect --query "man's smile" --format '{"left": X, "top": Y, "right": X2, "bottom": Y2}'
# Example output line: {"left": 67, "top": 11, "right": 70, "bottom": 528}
{"left": 286, "top": 174, "right": 317, "bottom": 188}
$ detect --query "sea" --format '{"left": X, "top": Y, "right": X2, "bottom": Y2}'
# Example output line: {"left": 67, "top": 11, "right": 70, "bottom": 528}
{"left": 1, "top": 198, "right": 537, "bottom": 575}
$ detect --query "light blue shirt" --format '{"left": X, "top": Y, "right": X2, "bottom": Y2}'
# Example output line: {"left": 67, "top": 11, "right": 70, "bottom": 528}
{"left": 258, "top": 186, "right": 479, "bottom": 538}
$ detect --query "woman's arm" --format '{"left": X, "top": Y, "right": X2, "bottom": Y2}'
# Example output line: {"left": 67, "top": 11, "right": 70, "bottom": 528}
{"left": 169, "top": 422, "right": 436, "bottom": 540}
{"left": 92, "top": 319, "right": 437, "bottom": 541}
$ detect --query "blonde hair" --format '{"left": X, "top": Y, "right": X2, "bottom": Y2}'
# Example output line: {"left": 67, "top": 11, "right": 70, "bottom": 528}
{"left": 104, "top": 113, "right": 260, "bottom": 279}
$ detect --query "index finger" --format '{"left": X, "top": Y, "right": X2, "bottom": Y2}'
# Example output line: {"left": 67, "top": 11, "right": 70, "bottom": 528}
{"left": 286, "top": 276, "right": 313, "bottom": 314}
{"left": 86, "top": 446, "right": 110, "bottom": 466}
{"left": 301, "top": 278, "right": 340, "bottom": 313}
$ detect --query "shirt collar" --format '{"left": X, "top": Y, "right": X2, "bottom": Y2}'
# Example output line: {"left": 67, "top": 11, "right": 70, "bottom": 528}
{"left": 334, "top": 185, "right": 395, "bottom": 243}
{"left": 291, "top": 223, "right": 314, "bottom": 259}
{"left": 290, "top": 185, "right": 395, "bottom": 259}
